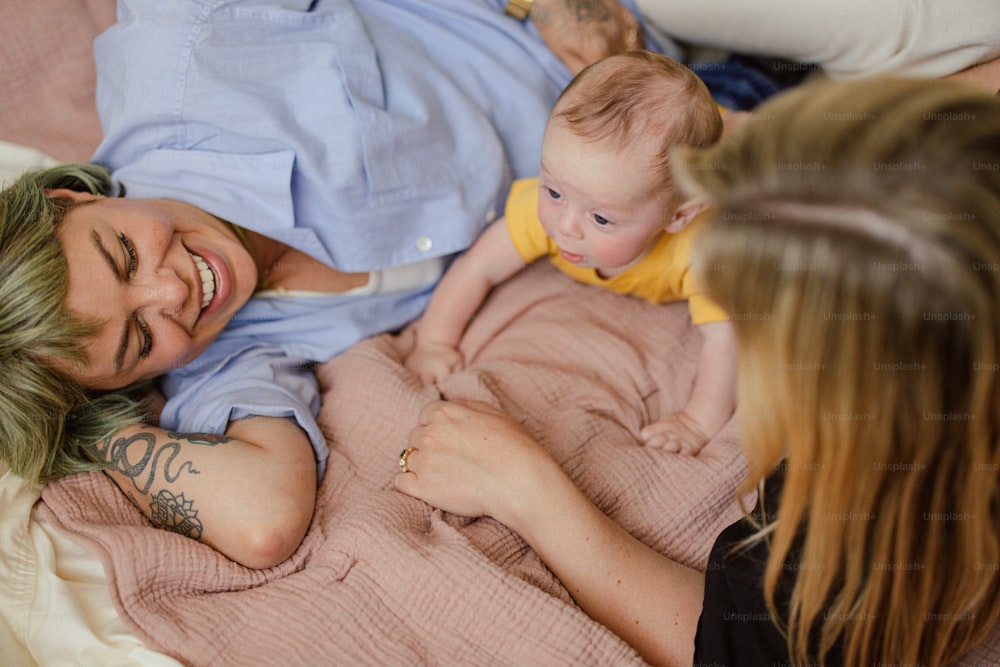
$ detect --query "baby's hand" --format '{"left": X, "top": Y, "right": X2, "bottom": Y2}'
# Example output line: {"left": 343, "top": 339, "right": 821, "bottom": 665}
{"left": 639, "top": 412, "right": 711, "bottom": 455}
{"left": 404, "top": 341, "right": 464, "bottom": 384}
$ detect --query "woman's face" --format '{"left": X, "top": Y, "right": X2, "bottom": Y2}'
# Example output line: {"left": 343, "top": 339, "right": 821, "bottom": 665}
{"left": 52, "top": 192, "right": 258, "bottom": 390}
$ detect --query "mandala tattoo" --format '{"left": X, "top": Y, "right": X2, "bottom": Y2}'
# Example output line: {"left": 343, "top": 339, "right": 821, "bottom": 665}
{"left": 150, "top": 490, "right": 203, "bottom": 539}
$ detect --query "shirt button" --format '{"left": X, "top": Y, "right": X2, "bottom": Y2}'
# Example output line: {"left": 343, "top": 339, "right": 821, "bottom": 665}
{"left": 416, "top": 236, "right": 433, "bottom": 252}
{"left": 486, "top": 208, "right": 498, "bottom": 223}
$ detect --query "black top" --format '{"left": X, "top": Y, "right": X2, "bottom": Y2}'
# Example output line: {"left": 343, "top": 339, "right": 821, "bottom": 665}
{"left": 692, "top": 470, "right": 844, "bottom": 666}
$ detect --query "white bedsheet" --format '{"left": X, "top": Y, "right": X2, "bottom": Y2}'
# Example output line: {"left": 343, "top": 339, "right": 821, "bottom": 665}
{"left": 0, "top": 466, "right": 180, "bottom": 667}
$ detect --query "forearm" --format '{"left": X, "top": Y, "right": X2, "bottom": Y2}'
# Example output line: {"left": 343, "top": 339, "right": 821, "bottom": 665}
{"left": 683, "top": 323, "right": 737, "bottom": 433}
{"left": 499, "top": 461, "right": 704, "bottom": 667}
{"left": 87, "top": 416, "right": 316, "bottom": 568}
{"left": 417, "top": 257, "right": 496, "bottom": 347}
{"left": 417, "top": 219, "right": 527, "bottom": 348}
{"left": 398, "top": 401, "right": 705, "bottom": 663}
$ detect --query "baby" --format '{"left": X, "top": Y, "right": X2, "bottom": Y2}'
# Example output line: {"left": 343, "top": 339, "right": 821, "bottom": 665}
{"left": 405, "top": 50, "right": 735, "bottom": 454}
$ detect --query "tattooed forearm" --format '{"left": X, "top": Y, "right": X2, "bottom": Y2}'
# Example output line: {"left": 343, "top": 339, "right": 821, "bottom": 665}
{"left": 150, "top": 489, "right": 204, "bottom": 539}
{"left": 88, "top": 430, "right": 230, "bottom": 496}
{"left": 167, "top": 431, "right": 233, "bottom": 445}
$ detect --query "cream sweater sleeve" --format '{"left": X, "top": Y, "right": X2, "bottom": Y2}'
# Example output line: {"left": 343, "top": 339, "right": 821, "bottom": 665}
{"left": 635, "top": 0, "right": 1000, "bottom": 78}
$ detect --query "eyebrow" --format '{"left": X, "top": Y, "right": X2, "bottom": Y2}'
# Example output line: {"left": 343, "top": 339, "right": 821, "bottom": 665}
{"left": 90, "top": 229, "right": 129, "bottom": 373}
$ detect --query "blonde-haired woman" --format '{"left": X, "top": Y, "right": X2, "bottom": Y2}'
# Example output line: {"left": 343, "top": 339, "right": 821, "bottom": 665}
{"left": 397, "top": 76, "right": 1000, "bottom": 666}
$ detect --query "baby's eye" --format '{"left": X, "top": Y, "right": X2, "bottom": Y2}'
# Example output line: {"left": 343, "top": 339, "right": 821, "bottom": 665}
{"left": 593, "top": 214, "right": 611, "bottom": 226}
{"left": 546, "top": 187, "right": 562, "bottom": 201}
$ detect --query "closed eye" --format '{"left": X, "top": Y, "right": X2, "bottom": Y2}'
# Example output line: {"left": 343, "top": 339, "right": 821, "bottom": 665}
{"left": 118, "top": 232, "right": 150, "bottom": 361}
{"left": 118, "top": 232, "right": 137, "bottom": 278}
{"left": 135, "top": 314, "right": 153, "bottom": 360}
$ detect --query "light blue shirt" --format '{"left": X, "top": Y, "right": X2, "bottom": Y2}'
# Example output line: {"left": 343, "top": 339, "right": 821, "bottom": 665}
{"left": 93, "top": 0, "right": 572, "bottom": 272}
{"left": 91, "top": 0, "right": 649, "bottom": 477}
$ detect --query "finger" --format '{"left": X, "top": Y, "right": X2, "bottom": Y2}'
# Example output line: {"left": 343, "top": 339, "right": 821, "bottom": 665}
{"left": 676, "top": 439, "right": 701, "bottom": 456}
{"left": 451, "top": 399, "right": 501, "bottom": 417}
{"left": 640, "top": 432, "right": 665, "bottom": 449}
{"left": 394, "top": 469, "right": 419, "bottom": 495}
{"left": 660, "top": 440, "right": 683, "bottom": 454}
{"left": 417, "top": 400, "right": 448, "bottom": 425}
{"left": 619, "top": 10, "right": 643, "bottom": 50}
{"left": 640, "top": 422, "right": 671, "bottom": 441}
{"left": 400, "top": 445, "right": 420, "bottom": 473}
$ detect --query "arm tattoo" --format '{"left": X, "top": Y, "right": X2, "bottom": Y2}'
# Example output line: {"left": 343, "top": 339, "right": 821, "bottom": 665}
{"left": 88, "top": 430, "right": 229, "bottom": 495}
{"left": 150, "top": 489, "right": 203, "bottom": 539}
{"left": 87, "top": 430, "right": 230, "bottom": 539}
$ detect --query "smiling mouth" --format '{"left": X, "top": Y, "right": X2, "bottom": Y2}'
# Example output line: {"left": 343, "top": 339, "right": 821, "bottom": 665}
{"left": 189, "top": 252, "right": 216, "bottom": 310}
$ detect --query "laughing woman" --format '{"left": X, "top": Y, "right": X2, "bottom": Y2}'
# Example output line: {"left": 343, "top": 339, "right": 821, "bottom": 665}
{"left": 0, "top": 0, "right": 653, "bottom": 569}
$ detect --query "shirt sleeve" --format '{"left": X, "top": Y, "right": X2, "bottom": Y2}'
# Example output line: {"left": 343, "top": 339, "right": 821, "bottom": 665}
{"left": 504, "top": 178, "right": 551, "bottom": 263}
{"left": 159, "top": 344, "right": 329, "bottom": 481}
{"left": 694, "top": 474, "right": 792, "bottom": 664}
{"left": 693, "top": 470, "right": 846, "bottom": 664}
{"left": 687, "top": 292, "right": 729, "bottom": 325}
{"left": 634, "top": 0, "right": 1000, "bottom": 79}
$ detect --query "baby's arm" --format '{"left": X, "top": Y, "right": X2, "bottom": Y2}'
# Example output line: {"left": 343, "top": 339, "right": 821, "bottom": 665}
{"left": 405, "top": 219, "right": 526, "bottom": 383}
{"left": 640, "top": 320, "right": 737, "bottom": 454}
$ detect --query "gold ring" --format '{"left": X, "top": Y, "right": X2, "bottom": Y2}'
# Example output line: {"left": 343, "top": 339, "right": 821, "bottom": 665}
{"left": 399, "top": 447, "right": 417, "bottom": 473}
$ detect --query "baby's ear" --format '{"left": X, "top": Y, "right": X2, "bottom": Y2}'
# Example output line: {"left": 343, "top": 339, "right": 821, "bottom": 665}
{"left": 664, "top": 197, "right": 708, "bottom": 234}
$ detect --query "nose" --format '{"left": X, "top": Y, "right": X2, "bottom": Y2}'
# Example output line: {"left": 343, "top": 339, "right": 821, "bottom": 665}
{"left": 128, "top": 269, "right": 189, "bottom": 318}
{"left": 553, "top": 208, "right": 584, "bottom": 240}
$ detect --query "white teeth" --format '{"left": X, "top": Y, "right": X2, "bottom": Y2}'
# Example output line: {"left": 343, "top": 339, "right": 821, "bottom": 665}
{"left": 190, "top": 253, "right": 216, "bottom": 309}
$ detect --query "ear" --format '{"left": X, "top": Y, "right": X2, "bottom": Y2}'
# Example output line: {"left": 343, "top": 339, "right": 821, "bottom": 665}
{"left": 664, "top": 197, "right": 709, "bottom": 234}
{"left": 44, "top": 188, "right": 103, "bottom": 203}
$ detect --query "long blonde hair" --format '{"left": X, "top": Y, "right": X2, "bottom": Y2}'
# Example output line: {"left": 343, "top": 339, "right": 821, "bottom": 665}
{"left": 678, "top": 77, "right": 1000, "bottom": 665}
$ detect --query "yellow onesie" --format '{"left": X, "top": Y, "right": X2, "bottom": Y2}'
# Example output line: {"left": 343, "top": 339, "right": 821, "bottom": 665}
{"left": 504, "top": 178, "right": 727, "bottom": 325}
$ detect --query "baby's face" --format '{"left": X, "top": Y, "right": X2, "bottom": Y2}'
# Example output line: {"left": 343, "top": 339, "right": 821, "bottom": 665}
{"left": 537, "top": 119, "right": 674, "bottom": 275}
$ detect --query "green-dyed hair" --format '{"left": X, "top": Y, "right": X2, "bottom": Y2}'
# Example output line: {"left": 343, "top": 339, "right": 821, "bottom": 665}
{"left": 0, "top": 163, "right": 147, "bottom": 483}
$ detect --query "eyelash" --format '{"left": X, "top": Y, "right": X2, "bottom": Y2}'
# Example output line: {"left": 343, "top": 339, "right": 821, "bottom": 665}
{"left": 119, "top": 232, "right": 151, "bottom": 359}
{"left": 136, "top": 315, "right": 153, "bottom": 359}
{"left": 118, "top": 232, "right": 137, "bottom": 278}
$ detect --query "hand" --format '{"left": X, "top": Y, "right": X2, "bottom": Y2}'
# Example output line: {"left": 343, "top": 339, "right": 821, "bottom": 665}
{"left": 531, "top": 0, "right": 644, "bottom": 75}
{"left": 395, "top": 400, "right": 561, "bottom": 523}
{"left": 639, "top": 411, "right": 711, "bottom": 455}
{"left": 404, "top": 341, "right": 464, "bottom": 384}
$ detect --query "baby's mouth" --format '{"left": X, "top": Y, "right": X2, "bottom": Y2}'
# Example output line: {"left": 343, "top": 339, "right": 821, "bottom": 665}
{"left": 558, "top": 248, "right": 585, "bottom": 264}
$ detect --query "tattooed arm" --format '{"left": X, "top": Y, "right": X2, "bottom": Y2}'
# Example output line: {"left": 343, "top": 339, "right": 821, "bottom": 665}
{"left": 530, "top": 0, "right": 643, "bottom": 75}
{"left": 87, "top": 415, "right": 316, "bottom": 569}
